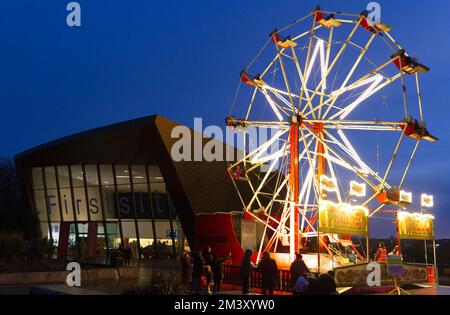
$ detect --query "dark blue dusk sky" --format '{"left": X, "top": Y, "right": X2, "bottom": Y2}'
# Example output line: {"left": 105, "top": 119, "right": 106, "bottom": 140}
{"left": 1, "top": 1, "right": 449, "bottom": 238}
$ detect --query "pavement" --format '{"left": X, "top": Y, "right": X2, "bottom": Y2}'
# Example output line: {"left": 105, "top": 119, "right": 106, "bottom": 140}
{"left": 1, "top": 259, "right": 450, "bottom": 295}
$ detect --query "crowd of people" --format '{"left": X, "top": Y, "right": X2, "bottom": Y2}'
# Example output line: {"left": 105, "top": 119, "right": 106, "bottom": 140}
{"left": 240, "top": 249, "right": 339, "bottom": 295}
{"left": 180, "top": 247, "right": 228, "bottom": 295}
{"left": 180, "top": 247, "right": 340, "bottom": 295}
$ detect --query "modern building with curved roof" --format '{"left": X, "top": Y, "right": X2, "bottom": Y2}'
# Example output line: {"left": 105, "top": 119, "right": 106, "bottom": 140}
{"left": 14, "top": 115, "right": 248, "bottom": 259}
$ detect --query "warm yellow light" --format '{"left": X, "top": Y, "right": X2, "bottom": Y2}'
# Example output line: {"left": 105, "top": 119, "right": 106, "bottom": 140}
{"left": 350, "top": 181, "right": 366, "bottom": 197}
{"left": 320, "top": 175, "right": 337, "bottom": 192}
{"left": 398, "top": 211, "right": 434, "bottom": 221}
{"left": 400, "top": 190, "right": 412, "bottom": 204}
{"left": 421, "top": 194, "right": 434, "bottom": 208}
{"left": 319, "top": 200, "right": 369, "bottom": 216}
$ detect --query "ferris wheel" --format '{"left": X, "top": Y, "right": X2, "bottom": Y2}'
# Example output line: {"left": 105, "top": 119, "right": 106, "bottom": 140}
{"left": 225, "top": 6, "right": 437, "bottom": 269}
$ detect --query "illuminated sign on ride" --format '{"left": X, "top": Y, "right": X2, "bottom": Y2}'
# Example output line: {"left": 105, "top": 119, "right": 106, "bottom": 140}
{"left": 421, "top": 194, "right": 434, "bottom": 208}
{"left": 320, "top": 175, "right": 337, "bottom": 192}
{"left": 398, "top": 211, "right": 434, "bottom": 240}
{"left": 318, "top": 201, "right": 369, "bottom": 236}
{"left": 350, "top": 181, "right": 366, "bottom": 197}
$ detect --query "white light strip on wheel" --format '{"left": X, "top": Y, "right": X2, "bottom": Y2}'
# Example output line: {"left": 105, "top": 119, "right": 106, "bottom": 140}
{"left": 249, "top": 129, "right": 287, "bottom": 162}
{"left": 319, "top": 39, "right": 327, "bottom": 89}
{"left": 331, "top": 74, "right": 381, "bottom": 97}
{"left": 251, "top": 147, "right": 287, "bottom": 164}
{"left": 304, "top": 39, "right": 326, "bottom": 86}
{"left": 340, "top": 74, "right": 383, "bottom": 119}
{"left": 261, "top": 88, "right": 284, "bottom": 121}
{"left": 337, "top": 129, "right": 371, "bottom": 174}
{"left": 318, "top": 152, "right": 354, "bottom": 171}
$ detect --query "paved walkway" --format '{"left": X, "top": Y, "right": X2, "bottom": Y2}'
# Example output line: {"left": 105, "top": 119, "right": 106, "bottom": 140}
{"left": 1, "top": 259, "right": 449, "bottom": 295}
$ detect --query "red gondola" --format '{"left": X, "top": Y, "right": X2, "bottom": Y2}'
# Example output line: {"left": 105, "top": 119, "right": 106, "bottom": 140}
{"left": 240, "top": 70, "right": 263, "bottom": 87}
{"left": 359, "top": 10, "right": 392, "bottom": 34}
{"left": 392, "top": 49, "right": 430, "bottom": 74}
{"left": 376, "top": 188, "right": 411, "bottom": 208}
{"left": 314, "top": 6, "right": 341, "bottom": 28}
{"left": 270, "top": 30, "right": 297, "bottom": 49}
{"left": 402, "top": 118, "right": 438, "bottom": 142}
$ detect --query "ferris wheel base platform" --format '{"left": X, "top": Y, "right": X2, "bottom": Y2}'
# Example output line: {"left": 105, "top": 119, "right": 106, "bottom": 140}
{"left": 269, "top": 252, "right": 345, "bottom": 272}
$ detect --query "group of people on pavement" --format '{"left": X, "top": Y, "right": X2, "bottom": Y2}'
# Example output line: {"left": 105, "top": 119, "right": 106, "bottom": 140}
{"left": 181, "top": 243, "right": 400, "bottom": 295}
{"left": 240, "top": 250, "right": 339, "bottom": 295}
{"left": 180, "top": 247, "right": 228, "bottom": 295}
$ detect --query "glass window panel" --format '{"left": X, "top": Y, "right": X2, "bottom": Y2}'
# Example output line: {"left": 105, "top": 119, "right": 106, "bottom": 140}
{"left": 71, "top": 165, "right": 84, "bottom": 188}
{"left": 84, "top": 165, "right": 99, "bottom": 187}
{"left": 138, "top": 221, "right": 154, "bottom": 248}
{"left": 57, "top": 166, "right": 70, "bottom": 189}
{"left": 148, "top": 165, "right": 163, "bottom": 183}
{"left": 122, "top": 220, "right": 139, "bottom": 258}
{"left": 118, "top": 192, "right": 133, "bottom": 219}
{"left": 59, "top": 188, "right": 74, "bottom": 221}
{"left": 150, "top": 181, "right": 166, "bottom": 194}
{"left": 46, "top": 189, "right": 60, "bottom": 222}
{"left": 100, "top": 165, "right": 114, "bottom": 186}
{"left": 51, "top": 223, "right": 60, "bottom": 246}
{"left": 40, "top": 222, "right": 50, "bottom": 240}
{"left": 73, "top": 187, "right": 88, "bottom": 221}
{"left": 32, "top": 167, "right": 44, "bottom": 190}
{"left": 34, "top": 190, "right": 47, "bottom": 222}
{"left": 87, "top": 186, "right": 103, "bottom": 221}
{"left": 151, "top": 191, "right": 171, "bottom": 219}
{"left": 115, "top": 165, "right": 130, "bottom": 185}
{"left": 134, "top": 185, "right": 152, "bottom": 219}
{"left": 132, "top": 165, "right": 147, "bottom": 184}
{"left": 102, "top": 185, "right": 117, "bottom": 219}
{"left": 44, "top": 167, "right": 57, "bottom": 189}
{"left": 105, "top": 222, "right": 121, "bottom": 249}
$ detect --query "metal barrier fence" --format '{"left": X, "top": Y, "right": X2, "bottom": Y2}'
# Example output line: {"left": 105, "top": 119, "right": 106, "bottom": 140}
{"left": 223, "top": 265, "right": 293, "bottom": 292}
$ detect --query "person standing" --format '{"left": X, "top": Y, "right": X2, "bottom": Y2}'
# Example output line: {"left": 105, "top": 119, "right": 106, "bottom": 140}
{"left": 257, "top": 252, "right": 278, "bottom": 295}
{"left": 375, "top": 242, "right": 387, "bottom": 263}
{"left": 124, "top": 245, "right": 132, "bottom": 266}
{"left": 180, "top": 252, "right": 192, "bottom": 285}
{"left": 212, "top": 253, "right": 226, "bottom": 293}
{"left": 240, "top": 249, "right": 255, "bottom": 294}
{"left": 202, "top": 247, "right": 215, "bottom": 268}
{"left": 289, "top": 253, "right": 310, "bottom": 289}
{"left": 191, "top": 251, "right": 204, "bottom": 294}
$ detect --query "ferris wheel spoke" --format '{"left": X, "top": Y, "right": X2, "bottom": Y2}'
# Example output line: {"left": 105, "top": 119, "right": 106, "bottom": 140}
{"left": 322, "top": 58, "right": 400, "bottom": 120}
{"left": 302, "top": 19, "right": 362, "bottom": 116}
{"left": 290, "top": 47, "right": 313, "bottom": 115}
{"left": 328, "top": 72, "right": 401, "bottom": 120}
{"left": 299, "top": 128, "right": 322, "bottom": 200}
{"left": 325, "top": 129, "right": 390, "bottom": 189}
{"left": 398, "top": 140, "right": 421, "bottom": 190}
{"left": 261, "top": 85, "right": 298, "bottom": 113}
{"left": 304, "top": 125, "right": 378, "bottom": 190}
{"left": 380, "top": 129, "right": 406, "bottom": 190}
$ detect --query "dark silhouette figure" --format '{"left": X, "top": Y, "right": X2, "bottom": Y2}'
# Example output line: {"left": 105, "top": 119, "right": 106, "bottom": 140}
{"left": 212, "top": 253, "right": 226, "bottom": 293}
{"left": 180, "top": 252, "right": 192, "bottom": 285}
{"left": 289, "top": 253, "right": 310, "bottom": 288}
{"left": 124, "top": 246, "right": 132, "bottom": 266}
{"left": 191, "top": 251, "right": 205, "bottom": 294}
{"left": 257, "top": 252, "right": 278, "bottom": 295}
{"left": 306, "top": 276, "right": 320, "bottom": 295}
{"left": 240, "top": 249, "right": 255, "bottom": 294}
{"left": 318, "top": 273, "right": 339, "bottom": 295}
{"left": 202, "top": 247, "right": 215, "bottom": 268}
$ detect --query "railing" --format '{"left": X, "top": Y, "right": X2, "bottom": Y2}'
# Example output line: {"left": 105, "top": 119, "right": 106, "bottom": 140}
{"left": 223, "top": 265, "right": 293, "bottom": 292}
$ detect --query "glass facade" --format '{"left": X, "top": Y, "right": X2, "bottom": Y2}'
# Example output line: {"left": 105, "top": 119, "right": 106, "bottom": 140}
{"left": 31, "top": 164, "right": 181, "bottom": 258}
